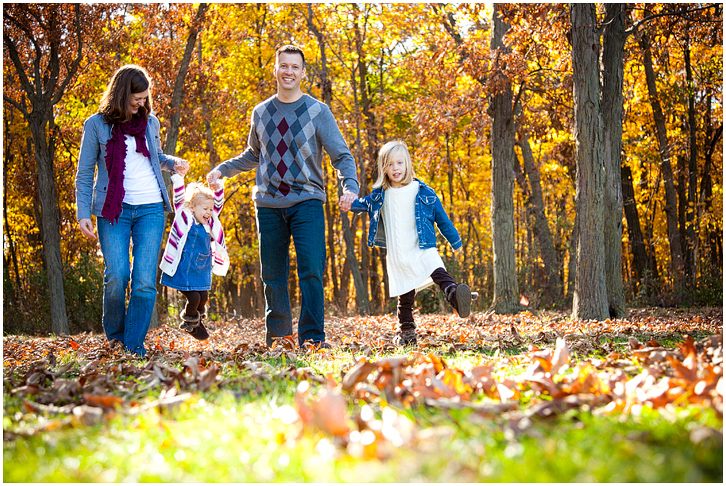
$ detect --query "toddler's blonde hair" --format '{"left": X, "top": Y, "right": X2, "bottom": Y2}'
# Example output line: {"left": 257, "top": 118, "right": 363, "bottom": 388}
{"left": 373, "top": 140, "right": 415, "bottom": 189}
{"left": 184, "top": 183, "right": 214, "bottom": 210}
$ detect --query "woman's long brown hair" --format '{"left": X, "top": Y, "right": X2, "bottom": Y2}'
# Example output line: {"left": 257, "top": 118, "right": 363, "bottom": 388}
{"left": 98, "top": 65, "right": 153, "bottom": 124}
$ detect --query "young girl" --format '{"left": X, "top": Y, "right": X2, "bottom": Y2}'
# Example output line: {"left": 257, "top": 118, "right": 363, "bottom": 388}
{"left": 160, "top": 173, "right": 229, "bottom": 340}
{"left": 344, "top": 140, "right": 474, "bottom": 346}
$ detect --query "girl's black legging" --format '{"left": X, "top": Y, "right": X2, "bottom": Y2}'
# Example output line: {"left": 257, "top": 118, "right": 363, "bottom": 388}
{"left": 181, "top": 290, "right": 208, "bottom": 318}
{"left": 397, "top": 267, "right": 456, "bottom": 325}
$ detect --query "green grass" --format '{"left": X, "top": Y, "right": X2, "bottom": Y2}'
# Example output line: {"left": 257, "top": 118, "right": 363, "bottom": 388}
{"left": 4, "top": 388, "right": 721, "bottom": 482}
{"left": 3, "top": 337, "right": 723, "bottom": 482}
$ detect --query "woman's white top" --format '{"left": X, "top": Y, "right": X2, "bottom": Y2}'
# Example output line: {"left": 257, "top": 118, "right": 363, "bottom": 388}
{"left": 383, "top": 180, "right": 445, "bottom": 297}
{"left": 123, "top": 134, "right": 163, "bottom": 205}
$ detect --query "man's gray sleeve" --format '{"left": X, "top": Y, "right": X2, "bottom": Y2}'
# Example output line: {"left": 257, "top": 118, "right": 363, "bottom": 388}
{"left": 214, "top": 112, "right": 261, "bottom": 178}
{"left": 319, "top": 105, "right": 360, "bottom": 196}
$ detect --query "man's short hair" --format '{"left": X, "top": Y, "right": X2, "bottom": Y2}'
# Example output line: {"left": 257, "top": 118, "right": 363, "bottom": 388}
{"left": 275, "top": 44, "right": 305, "bottom": 66}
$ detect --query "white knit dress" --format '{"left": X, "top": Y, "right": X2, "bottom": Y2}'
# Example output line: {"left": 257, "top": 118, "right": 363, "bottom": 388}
{"left": 382, "top": 181, "right": 445, "bottom": 297}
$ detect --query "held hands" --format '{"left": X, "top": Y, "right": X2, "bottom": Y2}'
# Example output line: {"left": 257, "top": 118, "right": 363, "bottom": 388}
{"left": 338, "top": 191, "right": 357, "bottom": 212}
{"left": 174, "top": 159, "right": 190, "bottom": 177}
{"left": 206, "top": 169, "right": 223, "bottom": 191}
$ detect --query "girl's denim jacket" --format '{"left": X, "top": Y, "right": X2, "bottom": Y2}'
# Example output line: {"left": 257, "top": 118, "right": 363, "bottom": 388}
{"left": 74, "top": 113, "right": 182, "bottom": 221}
{"left": 350, "top": 178, "right": 462, "bottom": 251}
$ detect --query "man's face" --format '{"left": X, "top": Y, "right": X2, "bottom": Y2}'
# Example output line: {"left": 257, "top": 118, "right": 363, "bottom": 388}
{"left": 274, "top": 52, "right": 305, "bottom": 94}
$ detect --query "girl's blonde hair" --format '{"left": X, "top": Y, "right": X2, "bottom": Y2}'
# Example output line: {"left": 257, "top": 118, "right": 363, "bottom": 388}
{"left": 184, "top": 183, "right": 214, "bottom": 210}
{"left": 372, "top": 140, "right": 415, "bottom": 189}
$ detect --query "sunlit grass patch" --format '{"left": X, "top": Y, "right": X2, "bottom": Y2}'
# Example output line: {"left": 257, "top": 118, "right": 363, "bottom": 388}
{"left": 3, "top": 309, "right": 723, "bottom": 482}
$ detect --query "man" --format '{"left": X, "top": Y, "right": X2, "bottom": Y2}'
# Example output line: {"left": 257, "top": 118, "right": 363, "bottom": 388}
{"left": 207, "top": 45, "right": 359, "bottom": 348}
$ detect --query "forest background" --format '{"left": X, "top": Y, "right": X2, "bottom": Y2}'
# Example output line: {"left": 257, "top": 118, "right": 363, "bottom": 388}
{"left": 3, "top": 3, "right": 723, "bottom": 337}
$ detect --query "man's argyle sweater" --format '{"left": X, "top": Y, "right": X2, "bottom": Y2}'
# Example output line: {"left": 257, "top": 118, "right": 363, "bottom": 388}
{"left": 215, "top": 94, "right": 359, "bottom": 208}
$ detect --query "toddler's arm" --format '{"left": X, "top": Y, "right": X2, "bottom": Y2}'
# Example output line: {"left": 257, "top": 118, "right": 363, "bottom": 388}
{"left": 211, "top": 179, "right": 224, "bottom": 216}
{"left": 170, "top": 173, "right": 186, "bottom": 213}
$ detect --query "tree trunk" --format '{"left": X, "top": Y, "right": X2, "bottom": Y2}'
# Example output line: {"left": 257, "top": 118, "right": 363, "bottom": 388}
{"left": 150, "top": 3, "right": 208, "bottom": 330}
{"left": 566, "top": 214, "right": 578, "bottom": 306}
{"left": 683, "top": 29, "right": 699, "bottom": 288}
{"left": 342, "top": 212, "right": 370, "bottom": 314}
{"left": 3, "top": 113, "right": 23, "bottom": 295}
{"left": 489, "top": 4, "right": 520, "bottom": 315}
{"left": 3, "top": 4, "right": 85, "bottom": 335}
{"left": 639, "top": 29, "right": 685, "bottom": 298}
{"left": 28, "top": 112, "right": 70, "bottom": 335}
{"left": 352, "top": 7, "right": 382, "bottom": 312}
{"left": 621, "top": 164, "right": 650, "bottom": 283}
{"left": 699, "top": 88, "right": 723, "bottom": 271}
{"left": 600, "top": 3, "right": 628, "bottom": 318}
{"left": 323, "top": 169, "right": 340, "bottom": 310}
{"left": 570, "top": 3, "right": 608, "bottom": 321}
{"left": 307, "top": 10, "right": 341, "bottom": 311}
{"left": 305, "top": 4, "right": 370, "bottom": 315}
{"left": 339, "top": 250, "right": 351, "bottom": 312}
{"left": 198, "top": 37, "right": 220, "bottom": 169}
{"left": 253, "top": 260, "right": 264, "bottom": 318}
{"left": 677, "top": 154, "right": 687, "bottom": 261}
{"left": 446, "top": 133, "right": 455, "bottom": 216}
{"left": 163, "top": 3, "right": 208, "bottom": 155}
{"left": 517, "top": 133, "right": 564, "bottom": 306}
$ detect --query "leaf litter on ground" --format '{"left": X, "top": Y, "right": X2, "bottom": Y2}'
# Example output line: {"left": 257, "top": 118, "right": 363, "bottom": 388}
{"left": 3, "top": 307, "right": 723, "bottom": 458}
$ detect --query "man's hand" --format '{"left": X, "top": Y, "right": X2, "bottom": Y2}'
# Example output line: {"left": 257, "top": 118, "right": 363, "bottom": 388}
{"left": 174, "top": 159, "right": 190, "bottom": 176}
{"left": 209, "top": 178, "right": 223, "bottom": 191}
{"left": 78, "top": 218, "right": 96, "bottom": 240}
{"left": 338, "top": 191, "right": 357, "bottom": 212}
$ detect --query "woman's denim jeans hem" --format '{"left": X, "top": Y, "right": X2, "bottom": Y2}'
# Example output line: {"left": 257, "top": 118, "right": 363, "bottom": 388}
{"left": 256, "top": 200, "right": 326, "bottom": 347}
{"left": 97, "top": 202, "right": 165, "bottom": 357}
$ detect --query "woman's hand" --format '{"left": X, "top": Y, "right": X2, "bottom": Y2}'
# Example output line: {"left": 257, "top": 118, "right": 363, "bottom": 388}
{"left": 78, "top": 218, "right": 96, "bottom": 240}
{"left": 174, "top": 159, "right": 190, "bottom": 176}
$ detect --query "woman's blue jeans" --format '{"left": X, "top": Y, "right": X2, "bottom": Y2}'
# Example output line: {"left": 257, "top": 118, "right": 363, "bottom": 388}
{"left": 97, "top": 202, "right": 166, "bottom": 357}
{"left": 256, "top": 200, "right": 326, "bottom": 347}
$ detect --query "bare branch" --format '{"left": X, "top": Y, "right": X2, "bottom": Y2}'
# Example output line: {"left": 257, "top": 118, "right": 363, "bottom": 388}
{"left": 53, "top": 4, "right": 84, "bottom": 105}
{"left": 3, "top": 32, "right": 36, "bottom": 103}
{"left": 3, "top": 94, "right": 29, "bottom": 117}
{"left": 626, "top": 3, "right": 722, "bottom": 36}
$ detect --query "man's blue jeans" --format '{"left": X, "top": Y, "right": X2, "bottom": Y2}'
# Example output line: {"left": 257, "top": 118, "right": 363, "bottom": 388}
{"left": 97, "top": 202, "right": 166, "bottom": 357}
{"left": 256, "top": 200, "right": 326, "bottom": 346}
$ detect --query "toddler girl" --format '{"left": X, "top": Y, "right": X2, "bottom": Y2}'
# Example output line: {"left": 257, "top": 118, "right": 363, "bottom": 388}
{"left": 344, "top": 140, "right": 474, "bottom": 346}
{"left": 160, "top": 174, "right": 229, "bottom": 340}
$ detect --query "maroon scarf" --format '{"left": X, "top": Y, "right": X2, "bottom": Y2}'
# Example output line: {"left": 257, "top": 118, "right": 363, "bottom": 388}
{"left": 101, "top": 116, "right": 151, "bottom": 223}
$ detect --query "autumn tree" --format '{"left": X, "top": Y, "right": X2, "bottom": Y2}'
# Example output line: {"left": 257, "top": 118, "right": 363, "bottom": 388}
{"left": 493, "top": 4, "right": 574, "bottom": 308}
{"left": 570, "top": 3, "right": 608, "bottom": 321}
{"left": 516, "top": 132, "right": 564, "bottom": 306}
{"left": 3, "top": 4, "right": 87, "bottom": 334}
{"left": 489, "top": 4, "right": 521, "bottom": 314}
{"left": 638, "top": 27, "right": 685, "bottom": 301}
{"left": 2, "top": 3, "right": 722, "bottom": 335}
{"left": 302, "top": 3, "right": 371, "bottom": 315}
{"left": 600, "top": 3, "right": 629, "bottom": 318}
{"left": 164, "top": 3, "right": 209, "bottom": 157}
{"left": 158, "top": 3, "right": 210, "bottom": 328}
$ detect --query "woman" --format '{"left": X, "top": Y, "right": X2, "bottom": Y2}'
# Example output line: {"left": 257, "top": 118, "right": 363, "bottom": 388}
{"left": 75, "top": 64, "right": 189, "bottom": 357}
